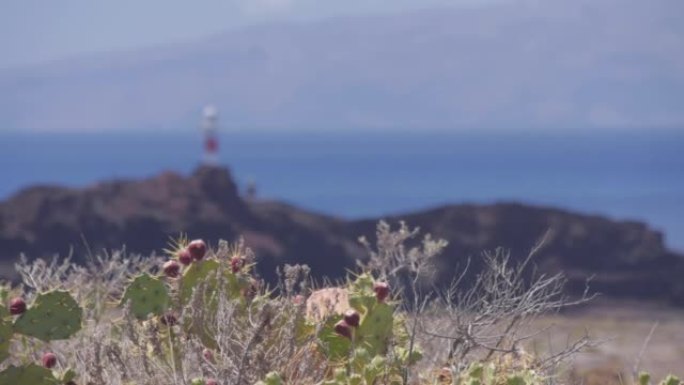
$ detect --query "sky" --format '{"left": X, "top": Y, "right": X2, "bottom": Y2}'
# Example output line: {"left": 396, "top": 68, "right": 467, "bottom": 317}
{"left": 0, "top": 0, "right": 499, "bottom": 69}
{"left": 1, "top": 0, "right": 682, "bottom": 132}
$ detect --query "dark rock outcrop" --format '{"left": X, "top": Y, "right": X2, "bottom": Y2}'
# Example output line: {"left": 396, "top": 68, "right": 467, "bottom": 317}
{"left": 346, "top": 204, "right": 682, "bottom": 302}
{"left": 1, "top": 166, "right": 682, "bottom": 304}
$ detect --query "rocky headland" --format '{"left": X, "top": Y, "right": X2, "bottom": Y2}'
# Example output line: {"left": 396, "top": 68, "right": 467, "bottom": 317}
{"left": 1, "top": 166, "right": 682, "bottom": 304}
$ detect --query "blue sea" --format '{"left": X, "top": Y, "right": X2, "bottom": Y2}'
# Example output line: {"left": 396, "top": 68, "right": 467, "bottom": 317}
{"left": 1, "top": 131, "right": 683, "bottom": 251}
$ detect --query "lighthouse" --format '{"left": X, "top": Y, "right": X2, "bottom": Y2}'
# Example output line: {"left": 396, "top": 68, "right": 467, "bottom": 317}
{"left": 201, "top": 105, "right": 219, "bottom": 165}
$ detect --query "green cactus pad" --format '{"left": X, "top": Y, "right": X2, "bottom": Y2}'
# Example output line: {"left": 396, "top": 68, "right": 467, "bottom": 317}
{"left": 348, "top": 373, "right": 363, "bottom": 385}
{"left": 179, "top": 259, "right": 250, "bottom": 349}
{"left": 179, "top": 259, "right": 247, "bottom": 303}
{"left": 0, "top": 320, "right": 11, "bottom": 362}
{"left": 661, "top": 375, "right": 682, "bottom": 385}
{"left": 0, "top": 364, "right": 60, "bottom": 385}
{"left": 179, "top": 260, "right": 222, "bottom": 348}
{"left": 264, "top": 371, "right": 283, "bottom": 385}
{"left": 639, "top": 372, "right": 652, "bottom": 385}
{"left": 0, "top": 305, "right": 8, "bottom": 318}
{"left": 0, "top": 285, "right": 9, "bottom": 304}
{"left": 318, "top": 273, "right": 396, "bottom": 360}
{"left": 120, "top": 274, "right": 170, "bottom": 320}
{"left": 468, "top": 363, "right": 484, "bottom": 379}
{"left": 332, "top": 368, "right": 347, "bottom": 382}
{"left": 62, "top": 369, "right": 77, "bottom": 383}
{"left": 394, "top": 346, "right": 422, "bottom": 366}
{"left": 13, "top": 290, "right": 82, "bottom": 341}
{"left": 507, "top": 376, "right": 526, "bottom": 385}
{"left": 318, "top": 304, "right": 393, "bottom": 359}
{"left": 362, "top": 355, "right": 386, "bottom": 384}
{"left": 317, "top": 315, "right": 351, "bottom": 360}
{"left": 179, "top": 259, "right": 222, "bottom": 305}
{"left": 348, "top": 273, "right": 377, "bottom": 312}
{"left": 356, "top": 301, "right": 393, "bottom": 356}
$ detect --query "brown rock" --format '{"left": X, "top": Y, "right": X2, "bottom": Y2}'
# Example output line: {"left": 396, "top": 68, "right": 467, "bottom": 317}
{"left": 1, "top": 166, "right": 683, "bottom": 305}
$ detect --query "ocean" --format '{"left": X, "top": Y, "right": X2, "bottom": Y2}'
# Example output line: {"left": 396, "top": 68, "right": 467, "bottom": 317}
{"left": 1, "top": 131, "right": 683, "bottom": 251}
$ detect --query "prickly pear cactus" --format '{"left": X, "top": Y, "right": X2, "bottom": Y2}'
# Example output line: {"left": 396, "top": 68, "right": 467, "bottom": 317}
{"left": 0, "top": 319, "right": 11, "bottom": 362}
{"left": 350, "top": 273, "right": 395, "bottom": 355}
{"left": 463, "top": 363, "right": 486, "bottom": 385}
{"left": 179, "top": 259, "right": 247, "bottom": 305}
{"left": 318, "top": 316, "right": 352, "bottom": 360}
{"left": 120, "top": 274, "right": 170, "bottom": 320}
{"left": 0, "top": 364, "right": 60, "bottom": 385}
{"left": 178, "top": 258, "right": 252, "bottom": 348}
{"left": 347, "top": 273, "right": 379, "bottom": 312}
{"left": 0, "top": 285, "right": 10, "bottom": 310}
{"left": 660, "top": 375, "right": 682, "bottom": 385}
{"left": 506, "top": 375, "right": 527, "bottom": 385}
{"left": 451, "top": 362, "right": 540, "bottom": 385}
{"left": 255, "top": 371, "right": 283, "bottom": 385}
{"left": 394, "top": 346, "right": 422, "bottom": 366}
{"left": 179, "top": 259, "right": 222, "bottom": 305}
{"left": 179, "top": 259, "right": 222, "bottom": 348}
{"left": 639, "top": 372, "right": 652, "bottom": 385}
{"left": 13, "top": 290, "right": 82, "bottom": 341}
{"left": 318, "top": 365, "right": 377, "bottom": 385}
{"left": 505, "top": 369, "right": 539, "bottom": 385}
{"left": 392, "top": 314, "right": 423, "bottom": 367}
{"left": 0, "top": 301, "right": 9, "bottom": 362}
{"left": 61, "top": 369, "right": 77, "bottom": 384}
{"left": 318, "top": 273, "right": 395, "bottom": 360}
{"left": 351, "top": 351, "right": 387, "bottom": 385}
{"left": 355, "top": 301, "right": 393, "bottom": 356}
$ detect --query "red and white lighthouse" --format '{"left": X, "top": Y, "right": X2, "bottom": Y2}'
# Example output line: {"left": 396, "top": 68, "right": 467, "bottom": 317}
{"left": 201, "top": 105, "right": 219, "bottom": 165}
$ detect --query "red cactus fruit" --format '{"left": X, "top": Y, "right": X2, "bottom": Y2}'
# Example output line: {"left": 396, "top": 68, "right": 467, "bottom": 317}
{"left": 437, "top": 367, "right": 452, "bottom": 382}
{"left": 343, "top": 309, "right": 360, "bottom": 328}
{"left": 163, "top": 260, "right": 181, "bottom": 278}
{"left": 230, "top": 256, "right": 244, "bottom": 273}
{"left": 373, "top": 281, "right": 390, "bottom": 302}
{"left": 178, "top": 248, "right": 193, "bottom": 265}
{"left": 42, "top": 352, "right": 57, "bottom": 368}
{"left": 206, "top": 379, "right": 218, "bottom": 385}
{"left": 202, "top": 348, "right": 214, "bottom": 362}
{"left": 334, "top": 320, "right": 352, "bottom": 339}
{"left": 188, "top": 239, "right": 207, "bottom": 261}
{"left": 9, "top": 297, "right": 26, "bottom": 315}
{"left": 160, "top": 312, "right": 177, "bottom": 326}
{"left": 293, "top": 294, "right": 305, "bottom": 305}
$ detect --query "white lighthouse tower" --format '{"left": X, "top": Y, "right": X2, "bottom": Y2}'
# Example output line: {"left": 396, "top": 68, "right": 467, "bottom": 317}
{"left": 201, "top": 105, "right": 219, "bottom": 165}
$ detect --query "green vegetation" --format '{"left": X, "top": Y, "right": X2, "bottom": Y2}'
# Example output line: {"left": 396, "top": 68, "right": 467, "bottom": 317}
{"left": 0, "top": 222, "right": 679, "bottom": 384}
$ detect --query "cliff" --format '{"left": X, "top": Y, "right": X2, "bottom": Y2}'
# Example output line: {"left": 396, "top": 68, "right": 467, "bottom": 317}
{"left": 1, "top": 166, "right": 682, "bottom": 304}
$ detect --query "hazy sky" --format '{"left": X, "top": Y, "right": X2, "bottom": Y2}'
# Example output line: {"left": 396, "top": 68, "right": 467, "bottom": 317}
{"left": 2, "top": 0, "right": 682, "bottom": 132}
{"left": 0, "top": 0, "right": 502, "bottom": 69}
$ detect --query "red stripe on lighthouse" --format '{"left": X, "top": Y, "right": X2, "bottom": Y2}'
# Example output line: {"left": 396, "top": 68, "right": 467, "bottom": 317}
{"left": 205, "top": 136, "right": 218, "bottom": 153}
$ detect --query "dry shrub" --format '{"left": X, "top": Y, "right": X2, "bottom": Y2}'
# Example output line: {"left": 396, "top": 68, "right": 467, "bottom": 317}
{"left": 1, "top": 222, "right": 606, "bottom": 385}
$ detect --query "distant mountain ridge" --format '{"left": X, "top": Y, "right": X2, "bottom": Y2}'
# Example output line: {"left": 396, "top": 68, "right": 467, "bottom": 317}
{"left": 1, "top": 0, "right": 683, "bottom": 132}
{"left": 1, "top": 166, "right": 683, "bottom": 305}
